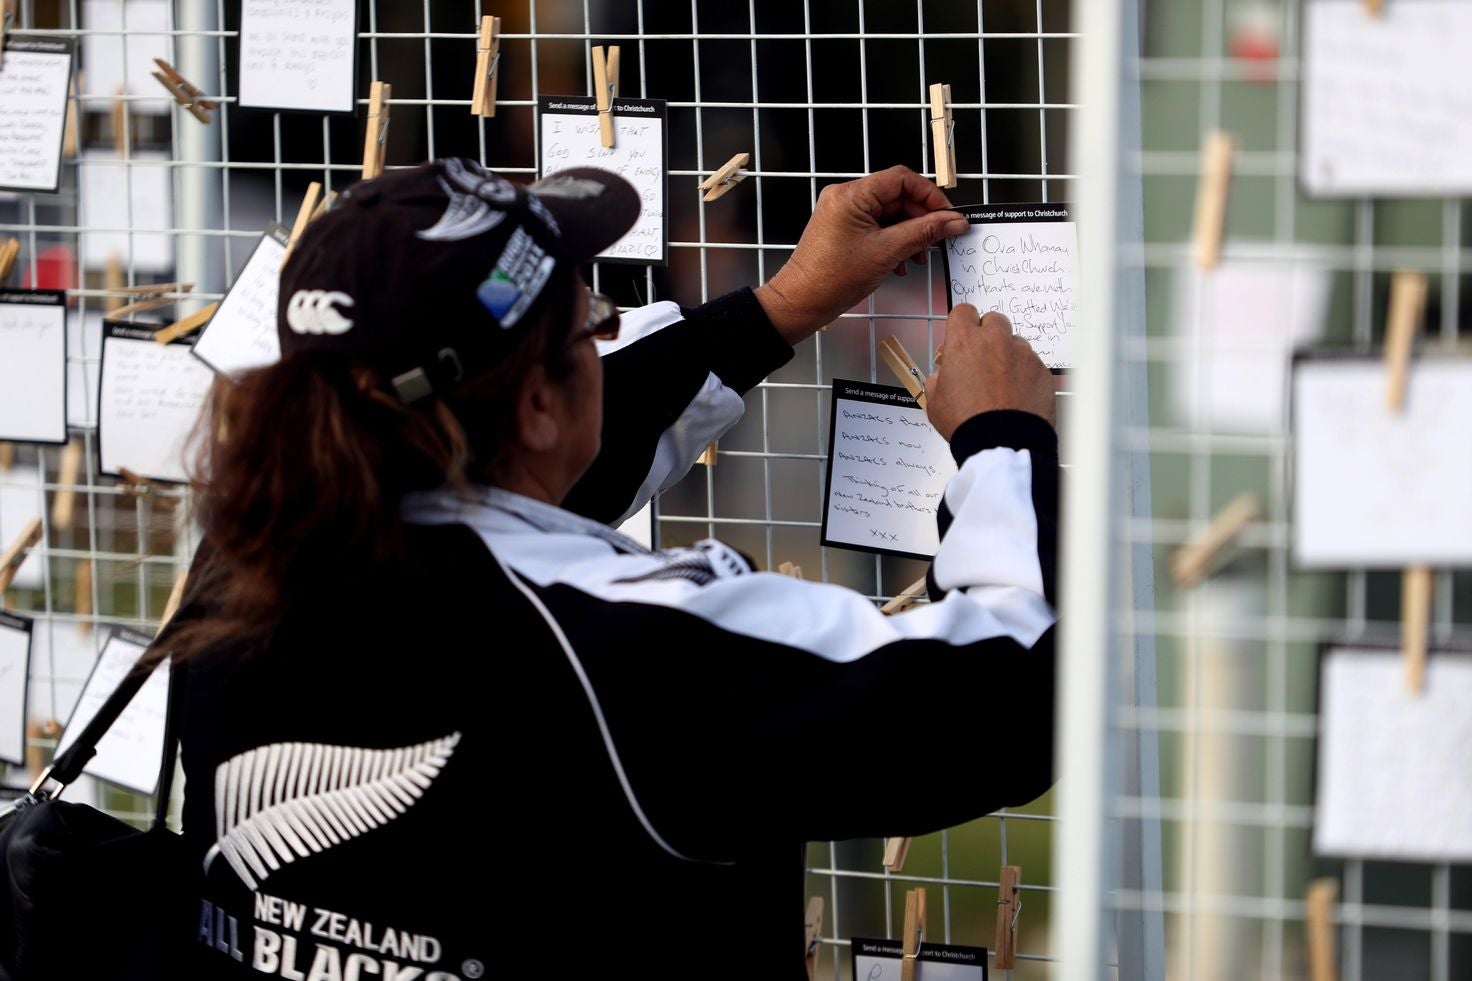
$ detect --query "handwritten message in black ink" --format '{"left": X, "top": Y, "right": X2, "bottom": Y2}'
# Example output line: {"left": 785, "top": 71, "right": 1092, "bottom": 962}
{"left": 98, "top": 323, "right": 214, "bottom": 483}
{"left": 0, "top": 38, "right": 73, "bottom": 192}
{"left": 942, "top": 202, "right": 1078, "bottom": 370}
{"left": 238, "top": 0, "right": 357, "bottom": 113}
{"left": 821, "top": 379, "right": 956, "bottom": 560}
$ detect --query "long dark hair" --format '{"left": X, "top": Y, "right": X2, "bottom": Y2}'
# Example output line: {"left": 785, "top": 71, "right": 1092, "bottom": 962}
{"left": 169, "top": 269, "right": 579, "bottom": 660}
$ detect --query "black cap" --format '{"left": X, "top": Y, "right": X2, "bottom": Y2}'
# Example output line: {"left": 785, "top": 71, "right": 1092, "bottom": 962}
{"left": 278, "top": 158, "right": 640, "bottom": 401}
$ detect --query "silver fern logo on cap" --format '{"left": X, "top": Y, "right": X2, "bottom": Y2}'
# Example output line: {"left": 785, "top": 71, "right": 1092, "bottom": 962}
{"left": 205, "top": 733, "right": 462, "bottom": 890}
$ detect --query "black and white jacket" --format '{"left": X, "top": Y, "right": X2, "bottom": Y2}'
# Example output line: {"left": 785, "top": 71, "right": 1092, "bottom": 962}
{"left": 179, "top": 288, "right": 1057, "bottom": 980}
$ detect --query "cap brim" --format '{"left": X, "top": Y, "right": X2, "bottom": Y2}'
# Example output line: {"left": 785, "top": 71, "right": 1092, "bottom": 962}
{"left": 526, "top": 168, "right": 642, "bottom": 263}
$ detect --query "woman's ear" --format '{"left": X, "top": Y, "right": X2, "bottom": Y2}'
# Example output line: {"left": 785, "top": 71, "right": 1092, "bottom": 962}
{"left": 514, "top": 364, "right": 562, "bottom": 453}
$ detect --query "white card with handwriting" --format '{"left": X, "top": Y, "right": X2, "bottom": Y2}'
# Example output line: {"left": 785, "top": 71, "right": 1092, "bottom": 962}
{"left": 0, "top": 37, "right": 74, "bottom": 193}
{"left": 1303, "top": 0, "right": 1472, "bottom": 196}
{"left": 0, "top": 613, "right": 32, "bottom": 767}
{"left": 1315, "top": 647, "right": 1472, "bottom": 862}
{"left": 1292, "top": 356, "right": 1472, "bottom": 567}
{"left": 98, "top": 322, "right": 215, "bottom": 483}
{"left": 850, "top": 937, "right": 988, "bottom": 981}
{"left": 942, "top": 203, "right": 1078, "bottom": 370}
{"left": 238, "top": 0, "right": 357, "bottom": 114}
{"left": 822, "top": 380, "right": 955, "bottom": 560}
{"left": 55, "top": 627, "right": 169, "bottom": 794}
{"left": 191, "top": 224, "right": 289, "bottom": 376}
{"left": 538, "top": 96, "right": 668, "bottom": 264}
{"left": 0, "top": 290, "right": 67, "bottom": 445}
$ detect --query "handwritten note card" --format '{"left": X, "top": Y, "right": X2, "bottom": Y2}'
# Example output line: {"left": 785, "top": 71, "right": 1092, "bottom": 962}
{"left": 0, "top": 465, "right": 43, "bottom": 590}
{"left": 0, "top": 38, "right": 74, "bottom": 193}
{"left": 79, "top": 153, "right": 174, "bottom": 272}
{"left": 191, "top": 224, "right": 289, "bottom": 376}
{"left": 539, "top": 97, "right": 668, "bottom": 264}
{"left": 238, "top": 0, "right": 357, "bottom": 114}
{"left": 850, "top": 937, "right": 989, "bottom": 981}
{"left": 0, "top": 613, "right": 32, "bottom": 766}
{"left": 55, "top": 627, "right": 169, "bottom": 794}
{"left": 1302, "top": 0, "right": 1472, "bottom": 196}
{"left": 1315, "top": 647, "right": 1472, "bottom": 862}
{"left": 81, "top": 0, "right": 173, "bottom": 115}
{"left": 942, "top": 203, "right": 1078, "bottom": 370}
{"left": 1292, "top": 356, "right": 1472, "bottom": 567}
{"left": 822, "top": 380, "right": 955, "bottom": 560}
{"left": 0, "top": 290, "right": 67, "bottom": 444}
{"left": 99, "top": 322, "right": 215, "bottom": 483}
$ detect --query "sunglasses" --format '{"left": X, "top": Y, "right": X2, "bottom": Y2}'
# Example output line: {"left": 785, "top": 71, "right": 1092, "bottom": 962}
{"left": 569, "top": 290, "right": 621, "bottom": 345}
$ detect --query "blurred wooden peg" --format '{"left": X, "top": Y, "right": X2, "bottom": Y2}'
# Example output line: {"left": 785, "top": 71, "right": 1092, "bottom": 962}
{"left": 1383, "top": 270, "right": 1427, "bottom": 412}
{"left": 0, "top": 442, "right": 13, "bottom": 471}
{"left": 1363, "top": 0, "right": 1384, "bottom": 15}
{"left": 151, "top": 58, "right": 217, "bottom": 124}
{"left": 158, "top": 568, "right": 189, "bottom": 631}
{"left": 697, "top": 441, "right": 717, "bottom": 467}
{"left": 900, "top": 886, "right": 926, "bottom": 981}
{"left": 1306, "top": 878, "right": 1339, "bottom": 981}
{"left": 50, "top": 438, "right": 84, "bottom": 530}
{"left": 0, "top": 517, "right": 42, "bottom": 594}
{"left": 1191, "top": 130, "right": 1234, "bottom": 269}
{"left": 881, "top": 576, "right": 928, "bottom": 615}
{"left": 777, "top": 562, "right": 803, "bottom": 579}
{"left": 994, "top": 865, "right": 1022, "bottom": 970}
{"left": 73, "top": 558, "right": 92, "bottom": 635}
{"left": 63, "top": 74, "right": 79, "bottom": 158}
{"left": 882, "top": 836, "right": 912, "bottom": 872}
{"left": 0, "top": 237, "right": 18, "bottom": 283}
{"left": 1402, "top": 566, "right": 1432, "bottom": 694}
{"left": 1170, "top": 492, "right": 1259, "bottom": 588}
{"left": 803, "top": 896, "right": 824, "bottom": 981}
{"left": 280, "top": 181, "right": 323, "bottom": 271}
{"left": 928, "top": 83, "right": 956, "bottom": 189}
{"left": 116, "top": 466, "right": 162, "bottom": 496}
{"left": 310, "top": 189, "right": 337, "bottom": 222}
{"left": 109, "top": 281, "right": 194, "bottom": 319}
{"left": 471, "top": 16, "right": 502, "bottom": 117}
{"left": 698, "top": 153, "right": 749, "bottom": 202}
{"left": 361, "top": 81, "right": 391, "bottom": 180}
{"left": 154, "top": 300, "right": 218, "bottom": 345}
{"left": 592, "top": 45, "right": 619, "bottom": 147}
{"left": 879, "top": 336, "right": 928, "bottom": 410}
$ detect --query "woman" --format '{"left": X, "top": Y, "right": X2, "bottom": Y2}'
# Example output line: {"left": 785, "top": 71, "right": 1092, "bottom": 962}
{"left": 172, "top": 158, "right": 1059, "bottom": 979}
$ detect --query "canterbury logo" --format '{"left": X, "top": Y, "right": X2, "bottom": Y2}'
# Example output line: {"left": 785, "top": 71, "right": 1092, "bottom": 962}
{"left": 286, "top": 289, "right": 355, "bottom": 335}
{"left": 204, "top": 733, "right": 461, "bottom": 890}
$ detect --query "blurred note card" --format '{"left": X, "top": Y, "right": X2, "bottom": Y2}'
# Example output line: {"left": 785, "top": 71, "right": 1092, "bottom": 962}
{"left": 1292, "top": 356, "right": 1472, "bottom": 567}
{"left": 850, "top": 937, "right": 988, "bottom": 981}
{"left": 0, "top": 37, "right": 74, "bottom": 193}
{"left": 192, "top": 224, "right": 289, "bottom": 376}
{"left": 98, "top": 322, "right": 215, "bottom": 484}
{"left": 822, "top": 379, "right": 955, "bottom": 561}
{"left": 238, "top": 0, "right": 357, "bottom": 114}
{"left": 1302, "top": 0, "right": 1472, "bottom": 196}
{"left": 1315, "top": 647, "right": 1472, "bottom": 863}
{"left": 538, "top": 97, "right": 668, "bottom": 264}
{"left": 55, "top": 627, "right": 169, "bottom": 794}
{"left": 0, "top": 613, "right": 33, "bottom": 767}
{"left": 942, "top": 203, "right": 1078, "bottom": 370}
{"left": 0, "top": 290, "right": 67, "bottom": 445}
{"left": 79, "top": 153, "right": 174, "bottom": 272}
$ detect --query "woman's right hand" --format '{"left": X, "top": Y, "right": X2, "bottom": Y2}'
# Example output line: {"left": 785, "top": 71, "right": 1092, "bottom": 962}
{"left": 925, "top": 306, "right": 1056, "bottom": 441}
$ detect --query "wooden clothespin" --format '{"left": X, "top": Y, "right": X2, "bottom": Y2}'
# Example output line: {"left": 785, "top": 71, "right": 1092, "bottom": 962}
{"left": 151, "top": 58, "right": 218, "bottom": 124}
{"left": 697, "top": 441, "right": 717, "bottom": 467}
{"left": 777, "top": 561, "right": 803, "bottom": 579}
{"left": 103, "top": 254, "right": 125, "bottom": 313}
{"left": 994, "top": 865, "right": 1022, "bottom": 970}
{"left": 592, "top": 45, "right": 619, "bottom": 148}
{"left": 880, "top": 576, "right": 928, "bottom": 615}
{"left": 63, "top": 74, "right": 79, "bottom": 158}
{"left": 900, "top": 886, "right": 926, "bottom": 981}
{"left": 158, "top": 568, "right": 189, "bottom": 631}
{"left": 879, "top": 336, "right": 928, "bottom": 410}
{"left": 0, "top": 517, "right": 42, "bottom": 595}
{"left": 1383, "top": 270, "right": 1426, "bottom": 412}
{"left": 803, "top": 896, "right": 824, "bottom": 981}
{"left": 0, "top": 442, "right": 13, "bottom": 471}
{"left": 1305, "top": 878, "right": 1339, "bottom": 981}
{"left": 73, "top": 558, "right": 92, "bottom": 635}
{"left": 698, "top": 153, "right": 749, "bottom": 202}
{"left": 311, "top": 189, "right": 337, "bottom": 222}
{"left": 0, "top": 237, "right": 18, "bottom": 284}
{"left": 1170, "top": 492, "right": 1259, "bottom": 588}
{"left": 361, "top": 81, "right": 391, "bottom": 181}
{"left": 1363, "top": 0, "right": 1384, "bottom": 16}
{"left": 107, "top": 281, "right": 194, "bottom": 319}
{"left": 0, "top": 0, "right": 15, "bottom": 72}
{"left": 1402, "top": 566, "right": 1432, "bottom": 694}
{"left": 116, "top": 466, "right": 163, "bottom": 496}
{"left": 112, "top": 83, "right": 129, "bottom": 157}
{"left": 882, "top": 836, "right": 911, "bottom": 872}
{"left": 279, "top": 181, "right": 323, "bottom": 272}
{"left": 50, "top": 438, "right": 83, "bottom": 531}
{"left": 154, "top": 300, "right": 219, "bottom": 344}
{"left": 1192, "top": 130, "right": 1235, "bottom": 270}
{"left": 471, "top": 16, "right": 502, "bottom": 117}
{"left": 928, "top": 83, "right": 956, "bottom": 189}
